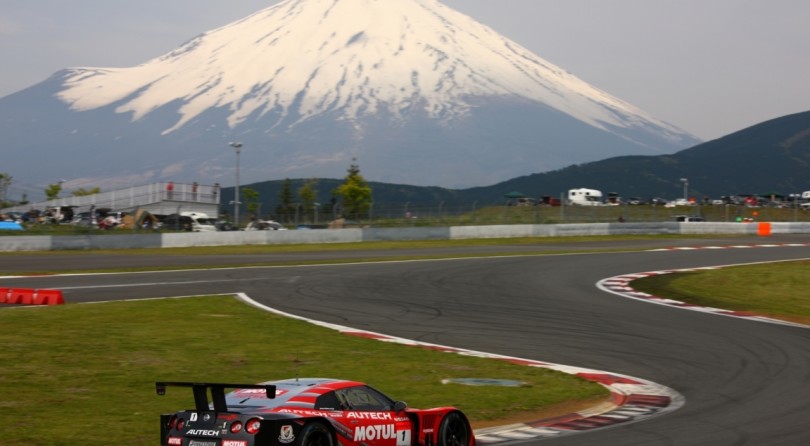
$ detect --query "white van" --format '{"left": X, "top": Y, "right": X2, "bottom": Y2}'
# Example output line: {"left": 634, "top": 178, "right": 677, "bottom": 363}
{"left": 181, "top": 212, "right": 217, "bottom": 232}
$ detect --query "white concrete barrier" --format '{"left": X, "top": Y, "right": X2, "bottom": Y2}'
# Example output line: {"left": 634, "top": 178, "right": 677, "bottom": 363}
{"left": 2, "top": 222, "right": 809, "bottom": 252}
{"left": 0, "top": 235, "right": 53, "bottom": 252}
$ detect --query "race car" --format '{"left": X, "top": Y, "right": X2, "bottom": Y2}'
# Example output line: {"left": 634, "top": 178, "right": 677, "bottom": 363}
{"left": 157, "top": 378, "right": 475, "bottom": 446}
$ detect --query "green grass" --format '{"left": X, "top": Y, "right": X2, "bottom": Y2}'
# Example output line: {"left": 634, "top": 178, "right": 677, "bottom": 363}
{"left": 631, "top": 260, "right": 810, "bottom": 325}
{"left": 0, "top": 296, "right": 607, "bottom": 446}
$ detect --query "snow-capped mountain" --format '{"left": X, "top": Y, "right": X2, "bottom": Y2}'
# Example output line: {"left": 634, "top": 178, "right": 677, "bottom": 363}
{"left": 0, "top": 0, "right": 700, "bottom": 192}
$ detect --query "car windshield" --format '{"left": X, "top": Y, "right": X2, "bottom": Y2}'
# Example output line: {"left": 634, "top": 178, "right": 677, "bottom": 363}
{"left": 335, "top": 386, "right": 395, "bottom": 411}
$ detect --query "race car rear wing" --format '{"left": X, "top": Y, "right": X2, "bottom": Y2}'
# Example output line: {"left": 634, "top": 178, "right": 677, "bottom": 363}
{"left": 156, "top": 382, "right": 276, "bottom": 412}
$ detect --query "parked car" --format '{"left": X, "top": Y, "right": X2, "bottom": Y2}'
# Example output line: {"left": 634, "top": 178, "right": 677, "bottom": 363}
{"left": 156, "top": 378, "right": 475, "bottom": 446}
{"left": 245, "top": 219, "right": 287, "bottom": 230}
{"left": 539, "top": 196, "right": 561, "bottom": 206}
{"left": 328, "top": 218, "right": 367, "bottom": 229}
{"left": 665, "top": 199, "right": 692, "bottom": 208}
{"left": 674, "top": 215, "right": 705, "bottom": 222}
{"left": 181, "top": 212, "right": 218, "bottom": 231}
{"left": 1, "top": 211, "right": 24, "bottom": 222}
{"left": 161, "top": 214, "right": 194, "bottom": 231}
{"left": 215, "top": 220, "right": 240, "bottom": 231}
{"left": 160, "top": 212, "right": 218, "bottom": 232}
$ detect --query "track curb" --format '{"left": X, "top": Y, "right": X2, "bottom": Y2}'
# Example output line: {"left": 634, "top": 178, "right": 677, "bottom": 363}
{"left": 236, "top": 293, "right": 684, "bottom": 443}
{"left": 598, "top": 245, "right": 810, "bottom": 329}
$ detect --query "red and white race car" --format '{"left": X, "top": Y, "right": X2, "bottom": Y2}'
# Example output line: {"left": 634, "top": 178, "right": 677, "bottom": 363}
{"left": 157, "top": 378, "right": 475, "bottom": 446}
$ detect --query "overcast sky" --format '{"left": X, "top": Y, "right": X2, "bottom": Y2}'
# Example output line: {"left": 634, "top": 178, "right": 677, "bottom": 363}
{"left": 1, "top": 0, "right": 808, "bottom": 141}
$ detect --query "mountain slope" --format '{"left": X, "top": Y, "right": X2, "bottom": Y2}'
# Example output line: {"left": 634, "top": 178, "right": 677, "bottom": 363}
{"left": 457, "top": 109, "right": 810, "bottom": 202}
{"left": 226, "top": 110, "right": 810, "bottom": 210}
{"left": 0, "top": 0, "right": 699, "bottom": 192}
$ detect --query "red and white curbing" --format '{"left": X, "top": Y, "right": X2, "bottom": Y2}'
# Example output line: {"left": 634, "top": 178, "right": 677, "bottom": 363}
{"left": 471, "top": 368, "right": 682, "bottom": 443}
{"left": 648, "top": 242, "right": 810, "bottom": 252}
{"left": 598, "top": 268, "right": 810, "bottom": 330}
{"left": 237, "top": 293, "right": 684, "bottom": 443}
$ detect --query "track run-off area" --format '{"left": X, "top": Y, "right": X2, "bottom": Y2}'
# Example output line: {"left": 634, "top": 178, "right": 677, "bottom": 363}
{"left": 2, "top": 235, "right": 809, "bottom": 445}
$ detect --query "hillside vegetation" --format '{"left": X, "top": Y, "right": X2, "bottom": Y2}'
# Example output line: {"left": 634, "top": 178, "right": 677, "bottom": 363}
{"left": 224, "top": 110, "right": 810, "bottom": 210}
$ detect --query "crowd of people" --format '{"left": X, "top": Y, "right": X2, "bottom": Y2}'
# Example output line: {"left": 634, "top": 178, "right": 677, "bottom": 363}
{"left": 1, "top": 207, "right": 72, "bottom": 224}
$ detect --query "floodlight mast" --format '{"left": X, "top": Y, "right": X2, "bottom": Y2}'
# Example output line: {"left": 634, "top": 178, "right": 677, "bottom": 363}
{"left": 230, "top": 142, "right": 243, "bottom": 226}
{"left": 680, "top": 177, "right": 689, "bottom": 201}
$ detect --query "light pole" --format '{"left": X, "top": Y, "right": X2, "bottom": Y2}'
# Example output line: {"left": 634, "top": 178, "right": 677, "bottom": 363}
{"left": 230, "top": 142, "right": 243, "bottom": 227}
{"left": 680, "top": 177, "right": 689, "bottom": 201}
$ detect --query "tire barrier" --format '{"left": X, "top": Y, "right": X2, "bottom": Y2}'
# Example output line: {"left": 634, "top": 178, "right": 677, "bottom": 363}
{"left": 0, "top": 288, "right": 65, "bottom": 306}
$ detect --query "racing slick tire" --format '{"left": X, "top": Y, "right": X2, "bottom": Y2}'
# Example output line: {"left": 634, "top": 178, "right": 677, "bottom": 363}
{"left": 437, "top": 412, "right": 472, "bottom": 446}
{"left": 299, "top": 422, "right": 335, "bottom": 446}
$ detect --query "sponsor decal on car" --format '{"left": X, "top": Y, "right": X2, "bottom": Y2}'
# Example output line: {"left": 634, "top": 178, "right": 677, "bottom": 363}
{"left": 347, "top": 412, "right": 393, "bottom": 420}
{"left": 167, "top": 437, "right": 182, "bottom": 446}
{"left": 354, "top": 424, "right": 396, "bottom": 441}
{"left": 233, "top": 388, "right": 287, "bottom": 398}
{"left": 222, "top": 441, "right": 248, "bottom": 446}
{"left": 186, "top": 429, "right": 220, "bottom": 437}
{"left": 188, "top": 441, "right": 217, "bottom": 446}
{"left": 279, "top": 425, "right": 296, "bottom": 444}
{"left": 279, "top": 408, "right": 342, "bottom": 418}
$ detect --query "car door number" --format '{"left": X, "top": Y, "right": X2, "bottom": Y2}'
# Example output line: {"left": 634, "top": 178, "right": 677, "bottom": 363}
{"left": 397, "top": 429, "right": 410, "bottom": 446}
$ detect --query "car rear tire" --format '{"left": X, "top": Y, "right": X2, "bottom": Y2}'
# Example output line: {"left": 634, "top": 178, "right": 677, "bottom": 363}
{"left": 299, "top": 422, "right": 334, "bottom": 446}
{"left": 438, "top": 412, "right": 471, "bottom": 446}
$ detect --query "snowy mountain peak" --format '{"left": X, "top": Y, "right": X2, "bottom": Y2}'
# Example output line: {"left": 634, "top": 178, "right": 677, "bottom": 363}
{"left": 56, "top": 0, "right": 683, "bottom": 138}
{"left": 0, "top": 0, "right": 702, "bottom": 191}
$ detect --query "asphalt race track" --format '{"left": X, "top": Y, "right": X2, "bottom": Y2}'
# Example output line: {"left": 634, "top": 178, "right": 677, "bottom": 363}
{"left": 2, "top": 235, "right": 810, "bottom": 445}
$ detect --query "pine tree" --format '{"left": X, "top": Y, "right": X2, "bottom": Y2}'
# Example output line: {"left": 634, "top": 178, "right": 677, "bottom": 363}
{"left": 334, "top": 160, "right": 372, "bottom": 219}
{"left": 277, "top": 178, "right": 295, "bottom": 222}
{"left": 298, "top": 179, "right": 319, "bottom": 222}
{"left": 242, "top": 187, "right": 260, "bottom": 216}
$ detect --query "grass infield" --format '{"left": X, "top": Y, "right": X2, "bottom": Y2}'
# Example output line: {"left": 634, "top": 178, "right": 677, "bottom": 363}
{"left": 1, "top": 296, "right": 607, "bottom": 446}
{"left": 631, "top": 260, "right": 810, "bottom": 325}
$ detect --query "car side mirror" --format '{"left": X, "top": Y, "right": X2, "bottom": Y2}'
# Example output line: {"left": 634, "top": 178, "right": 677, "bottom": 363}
{"left": 394, "top": 401, "right": 407, "bottom": 412}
